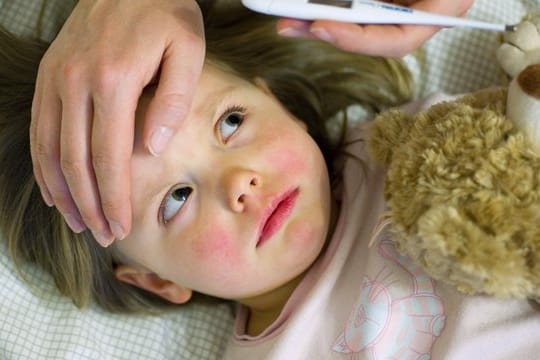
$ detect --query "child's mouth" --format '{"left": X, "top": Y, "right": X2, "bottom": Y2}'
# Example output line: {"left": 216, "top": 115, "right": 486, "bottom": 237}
{"left": 257, "top": 188, "right": 299, "bottom": 247}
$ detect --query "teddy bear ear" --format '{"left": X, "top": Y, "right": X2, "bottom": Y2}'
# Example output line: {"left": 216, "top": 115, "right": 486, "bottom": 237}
{"left": 367, "top": 109, "right": 414, "bottom": 166}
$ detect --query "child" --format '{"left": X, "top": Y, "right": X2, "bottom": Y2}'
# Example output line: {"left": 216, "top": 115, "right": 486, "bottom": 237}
{"left": 31, "top": 0, "right": 474, "bottom": 247}
{"left": 0, "top": 4, "right": 538, "bottom": 360}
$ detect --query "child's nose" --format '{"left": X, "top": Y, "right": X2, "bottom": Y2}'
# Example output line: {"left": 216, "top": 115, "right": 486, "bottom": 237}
{"left": 223, "top": 168, "right": 262, "bottom": 212}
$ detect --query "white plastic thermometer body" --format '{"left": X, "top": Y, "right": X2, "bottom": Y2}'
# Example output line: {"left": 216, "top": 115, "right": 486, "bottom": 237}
{"left": 241, "top": 0, "right": 514, "bottom": 32}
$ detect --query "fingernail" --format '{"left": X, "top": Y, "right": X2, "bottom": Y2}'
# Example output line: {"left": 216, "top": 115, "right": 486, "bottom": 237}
{"left": 41, "top": 188, "right": 54, "bottom": 207}
{"left": 109, "top": 220, "right": 125, "bottom": 240}
{"left": 278, "top": 27, "right": 309, "bottom": 38}
{"left": 64, "top": 214, "right": 86, "bottom": 233}
{"left": 311, "top": 27, "right": 335, "bottom": 43}
{"left": 149, "top": 126, "right": 173, "bottom": 156}
{"left": 91, "top": 230, "right": 114, "bottom": 247}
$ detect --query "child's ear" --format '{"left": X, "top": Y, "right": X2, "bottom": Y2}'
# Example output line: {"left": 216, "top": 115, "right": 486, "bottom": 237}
{"left": 114, "top": 265, "right": 192, "bottom": 304}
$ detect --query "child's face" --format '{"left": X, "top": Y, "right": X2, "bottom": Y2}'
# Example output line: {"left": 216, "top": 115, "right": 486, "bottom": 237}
{"left": 114, "top": 64, "right": 332, "bottom": 305}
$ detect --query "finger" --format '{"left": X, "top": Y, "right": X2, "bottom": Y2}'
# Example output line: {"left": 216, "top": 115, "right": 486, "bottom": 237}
{"left": 30, "top": 66, "right": 54, "bottom": 207}
{"left": 310, "top": 20, "right": 438, "bottom": 57}
{"left": 91, "top": 79, "right": 138, "bottom": 243}
{"left": 143, "top": 35, "right": 205, "bottom": 156}
{"left": 276, "top": 18, "right": 314, "bottom": 38}
{"left": 35, "top": 81, "right": 86, "bottom": 234}
{"left": 60, "top": 85, "right": 116, "bottom": 246}
{"left": 305, "top": 0, "right": 473, "bottom": 57}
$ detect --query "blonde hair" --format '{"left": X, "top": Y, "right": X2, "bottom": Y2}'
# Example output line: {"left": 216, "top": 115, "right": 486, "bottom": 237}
{"left": 0, "top": 3, "right": 412, "bottom": 312}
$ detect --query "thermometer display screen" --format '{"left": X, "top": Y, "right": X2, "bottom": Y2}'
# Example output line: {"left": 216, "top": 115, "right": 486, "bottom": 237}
{"left": 308, "top": 0, "right": 353, "bottom": 8}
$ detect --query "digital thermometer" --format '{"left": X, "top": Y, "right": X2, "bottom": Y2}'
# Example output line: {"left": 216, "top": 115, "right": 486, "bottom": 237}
{"left": 241, "top": 0, "right": 516, "bottom": 32}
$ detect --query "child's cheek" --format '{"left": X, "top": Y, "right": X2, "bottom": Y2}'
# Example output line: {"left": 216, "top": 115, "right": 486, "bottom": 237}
{"left": 266, "top": 145, "right": 307, "bottom": 175}
{"left": 190, "top": 223, "right": 240, "bottom": 266}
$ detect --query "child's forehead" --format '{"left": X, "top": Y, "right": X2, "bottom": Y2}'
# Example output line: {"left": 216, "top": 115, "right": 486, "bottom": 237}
{"left": 200, "top": 61, "right": 253, "bottom": 87}
{"left": 191, "top": 64, "right": 260, "bottom": 113}
{"left": 135, "top": 63, "right": 254, "bottom": 130}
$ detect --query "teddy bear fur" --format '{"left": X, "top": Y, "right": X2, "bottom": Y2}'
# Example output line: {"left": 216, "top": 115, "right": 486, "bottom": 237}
{"left": 367, "top": 87, "right": 540, "bottom": 300}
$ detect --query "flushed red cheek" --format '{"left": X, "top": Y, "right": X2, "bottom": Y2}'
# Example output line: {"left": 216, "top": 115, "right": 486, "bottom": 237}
{"left": 191, "top": 224, "right": 240, "bottom": 266}
{"left": 266, "top": 147, "right": 307, "bottom": 175}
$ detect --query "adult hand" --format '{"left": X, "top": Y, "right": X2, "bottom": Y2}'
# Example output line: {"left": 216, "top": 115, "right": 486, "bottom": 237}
{"left": 276, "top": 0, "right": 474, "bottom": 57}
{"left": 30, "top": 0, "right": 205, "bottom": 246}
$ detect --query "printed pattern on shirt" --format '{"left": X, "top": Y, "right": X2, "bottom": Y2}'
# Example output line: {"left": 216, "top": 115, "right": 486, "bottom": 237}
{"left": 333, "top": 238, "right": 446, "bottom": 359}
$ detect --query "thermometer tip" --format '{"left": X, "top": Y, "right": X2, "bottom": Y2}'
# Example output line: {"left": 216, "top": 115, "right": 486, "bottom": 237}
{"left": 505, "top": 24, "right": 518, "bottom": 32}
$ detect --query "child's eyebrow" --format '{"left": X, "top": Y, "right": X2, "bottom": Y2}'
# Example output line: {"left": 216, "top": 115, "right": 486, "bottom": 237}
{"left": 192, "top": 84, "right": 237, "bottom": 120}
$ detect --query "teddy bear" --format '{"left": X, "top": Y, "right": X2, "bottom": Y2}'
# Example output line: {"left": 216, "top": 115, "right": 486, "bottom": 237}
{"left": 367, "top": 15, "right": 540, "bottom": 301}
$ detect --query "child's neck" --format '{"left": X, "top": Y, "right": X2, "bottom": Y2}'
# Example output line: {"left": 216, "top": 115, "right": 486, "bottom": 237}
{"left": 244, "top": 273, "right": 305, "bottom": 336}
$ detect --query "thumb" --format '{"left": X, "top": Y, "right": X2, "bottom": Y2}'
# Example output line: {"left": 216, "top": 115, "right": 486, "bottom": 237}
{"left": 144, "top": 43, "right": 205, "bottom": 156}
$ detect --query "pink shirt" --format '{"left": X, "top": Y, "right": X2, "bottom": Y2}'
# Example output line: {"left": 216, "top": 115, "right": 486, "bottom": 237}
{"left": 225, "top": 97, "right": 540, "bottom": 359}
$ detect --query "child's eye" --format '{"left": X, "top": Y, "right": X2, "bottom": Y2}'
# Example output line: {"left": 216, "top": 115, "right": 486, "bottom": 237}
{"left": 160, "top": 186, "right": 193, "bottom": 223}
{"left": 218, "top": 106, "right": 246, "bottom": 142}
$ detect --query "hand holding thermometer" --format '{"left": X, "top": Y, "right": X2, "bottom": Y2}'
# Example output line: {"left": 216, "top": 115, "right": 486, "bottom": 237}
{"left": 241, "top": 0, "right": 516, "bottom": 32}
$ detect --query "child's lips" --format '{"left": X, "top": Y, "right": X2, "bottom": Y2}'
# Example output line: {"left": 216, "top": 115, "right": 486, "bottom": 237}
{"left": 257, "top": 188, "right": 299, "bottom": 247}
